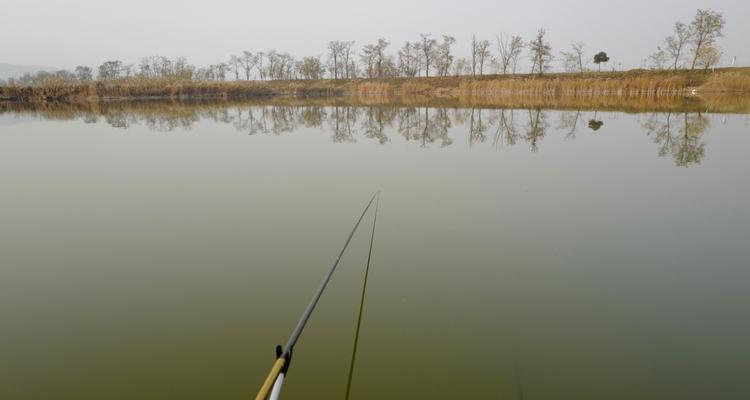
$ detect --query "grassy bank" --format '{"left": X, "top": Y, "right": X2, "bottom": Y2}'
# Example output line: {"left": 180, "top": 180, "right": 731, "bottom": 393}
{"left": 2, "top": 68, "right": 750, "bottom": 102}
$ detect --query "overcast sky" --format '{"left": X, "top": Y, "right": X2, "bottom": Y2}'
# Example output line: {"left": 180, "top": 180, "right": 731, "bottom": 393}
{"left": 1, "top": 0, "right": 747, "bottom": 71}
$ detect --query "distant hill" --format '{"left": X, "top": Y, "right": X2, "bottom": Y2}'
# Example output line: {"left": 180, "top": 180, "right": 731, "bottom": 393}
{"left": 0, "top": 63, "right": 60, "bottom": 80}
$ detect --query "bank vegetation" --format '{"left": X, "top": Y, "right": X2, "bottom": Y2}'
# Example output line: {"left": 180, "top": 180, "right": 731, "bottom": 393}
{"left": 1, "top": 68, "right": 749, "bottom": 103}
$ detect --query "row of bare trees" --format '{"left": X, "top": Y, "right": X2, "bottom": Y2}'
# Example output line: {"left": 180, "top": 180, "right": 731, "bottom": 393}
{"left": 1, "top": 9, "right": 729, "bottom": 87}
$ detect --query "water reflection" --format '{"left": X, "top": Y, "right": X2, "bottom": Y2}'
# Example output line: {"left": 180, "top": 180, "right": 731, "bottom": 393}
{"left": 1, "top": 100, "right": 739, "bottom": 167}
{"left": 556, "top": 110, "right": 583, "bottom": 140}
{"left": 399, "top": 107, "right": 452, "bottom": 147}
{"left": 496, "top": 109, "right": 520, "bottom": 147}
{"left": 642, "top": 112, "right": 709, "bottom": 167}
{"left": 588, "top": 120, "right": 605, "bottom": 131}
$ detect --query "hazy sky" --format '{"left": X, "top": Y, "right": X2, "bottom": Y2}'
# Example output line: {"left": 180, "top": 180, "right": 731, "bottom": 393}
{"left": 2, "top": 0, "right": 747, "bottom": 71}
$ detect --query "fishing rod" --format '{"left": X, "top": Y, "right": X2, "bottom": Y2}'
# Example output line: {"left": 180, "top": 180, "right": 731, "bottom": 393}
{"left": 255, "top": 192, "right": 380, "bottom": 400}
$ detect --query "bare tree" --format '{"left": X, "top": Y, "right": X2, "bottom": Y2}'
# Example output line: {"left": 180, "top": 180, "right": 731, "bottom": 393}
{"left": 398, "top": 41, "right": 419, "bottom": 77}
{"left": 276, "top": 53, "right": 295, "bottom": 80}
{"left": 138, "top": 56, "right": 155, "bottom": 77}
{"left": 172, "top": 57, "right": 191, "bottom": 78}
{"left": 377, "top": 54, "right": 397, "bottom": 78}
{"left": 417, "top": 34, "right": 437, "bottom": 77}
{"left": 497, "top": 34, "right": 524, "bottom": 74}
{"left": 360, "top": 38, "right": 389, "bottom": 78}
{"left": 215, "top": 63, "right": 228, "bottom": 81}
{"left": 373, "top": 39, "right": 390, "bottom": 77}
{"left": 695, "top": 45, "right": 722, "bottom": 70}
{"left": 327, "top": 41, "right": 357, "bottom": 79}
{"left": 452, "top": 58, "right": 470, "bottom": 76}
{"left": 157, "top": 56, "right": 173, "bottom": 76}
{"left": 241, "top": 51, "right": 257, "bottom": 80}
{"left": 561, "top": 52, "right": 577, "bottom": 73}
{"left": 266, "top": 51, "right": 279, "bottom": 80}
{"left": 476, "top": 39, "right": 491, "bottom": 75}
{"left": 327, "top": 41, "right": 345, "bottom": 79}
{"left": 688, "top": 9, "right": 725, "bottom": 70}
{"left": 122, "top": 64, "right": 134, "bottom": 78}
{"left": 228, "top": 55, "right": 241, "bottom": 80}
{"left": 359, "top": 44, "right": 376, "bottom": 78}
{"left": 98, "top": 60, "right": 123, "bottom": 80}
{"left": 346, "top": 60, "right": 359, "bottom": 79}
{"left": 341, "top": 41, "right": 355, "bottom": 79}
{"left": 663, "top": 22, "right": 691, "bottom": 70}
{"left": 360, "top": 43, "right": 376, "bottom": 78}
{"left": 648, "top": 48, "right": 669, "bottom": 70}
{"left": 74, "top": 66, "right": 93, "bottom": 82}
{"left": 528, "top": 29, "right": 553, "bottom": 76}
{"left": 561, "top": 42, "right": 586, "bottom": 73}
{"left": 52, "top": 70, "right": 77, "bottom": 82}
{"left": 299, "top": 56, "right": 326, "bottom": 79}
{"left": 256, "top": 51, "right": 265, "bottom": 80}
{"left": 137, "top": 55, "right": 189, "bottom": 78}
{"left": 470, "top": 35, "right": 491, "bottom": 76}
{"left": 435, "top": 35, "right": 456, "bottom": 77}
{"left": 471, "top": 35, "right": 478, "bottom": 76}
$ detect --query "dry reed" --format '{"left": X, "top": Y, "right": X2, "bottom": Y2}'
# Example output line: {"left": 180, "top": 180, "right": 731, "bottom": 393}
{"left": 458, "top": 76, "right": 688, "bottom": 98}
{"left": 699, "top": 73, "right": 750, "bottom": 93}
{"left": 3, "top": 68, "right": 750, "bottom": 104}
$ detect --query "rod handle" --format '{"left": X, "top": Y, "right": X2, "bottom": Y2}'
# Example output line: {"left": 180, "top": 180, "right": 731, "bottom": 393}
{"left": 255, "top": 358, "right": 286, "bottom": 400}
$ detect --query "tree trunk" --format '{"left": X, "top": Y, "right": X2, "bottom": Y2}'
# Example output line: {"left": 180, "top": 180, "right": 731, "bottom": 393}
{"left": 578, "top": 55, "right": 583, "bottom": 74}
{"left": 690, "top": 39, "right": 703, "bottom": 70}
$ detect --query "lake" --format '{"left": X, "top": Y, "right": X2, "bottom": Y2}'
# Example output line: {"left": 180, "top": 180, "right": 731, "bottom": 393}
{"left": 1, "top": 99, "right": 749, "bottom": 399}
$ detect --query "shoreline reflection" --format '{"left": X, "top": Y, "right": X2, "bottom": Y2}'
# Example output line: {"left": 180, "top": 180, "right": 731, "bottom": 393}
{"left": 1, "top": 100, "right": 738, "bottom": 167}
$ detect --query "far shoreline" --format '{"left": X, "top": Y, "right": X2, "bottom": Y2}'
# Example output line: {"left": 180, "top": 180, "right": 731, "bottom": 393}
{"left": 1, "top": 67, "right": 749, "bottom": 103}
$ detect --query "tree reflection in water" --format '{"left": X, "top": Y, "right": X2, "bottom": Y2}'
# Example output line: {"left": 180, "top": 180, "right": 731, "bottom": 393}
{"left": 557, "top": 110, "right": 582, "bottom": 141}
{"left": 468, "top": 108, "right": 489, "bottom": 145}
{"left": 398, "top": 107, "right": 452, "bottom": 147}
{"left": 0, "top": 101, "right": 721, "bottom": 167}
{"left": 643, "top": 112, "right": 709, "bottom": 167}
{"left": 525, "top": 109, "right": 548, "bottom": 153}
{"left": 495, "top": 109, "right": 520, "bottom": 148}
{"left": 329, "top": 106, "right": 357, "bottom": 143}
{"left": 361, "top": 107, "right": 393, "bottom": 145}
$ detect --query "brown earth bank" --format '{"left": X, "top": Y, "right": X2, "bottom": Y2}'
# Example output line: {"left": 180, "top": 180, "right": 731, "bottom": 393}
{"left": 1, "top": 68, "right": 749, "bottom": 104}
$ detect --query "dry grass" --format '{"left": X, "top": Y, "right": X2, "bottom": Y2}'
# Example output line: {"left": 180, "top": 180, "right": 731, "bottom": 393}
{"left": 0, "top": 78, "right": 276, "bottom": 101}
{"left": 356, "top": 82, "right": 393, "bottom": 96}
{"left": 399, "top": 82, "right": 433, "bottom": 95}
{"left": 699, "top": 72, "right": 750, "bottom": 93}
{"left": 2, "top": 68, "right": 750, "bottom": 103}
{"left": 458, "top": 76, "right": 687, "bottom": 97}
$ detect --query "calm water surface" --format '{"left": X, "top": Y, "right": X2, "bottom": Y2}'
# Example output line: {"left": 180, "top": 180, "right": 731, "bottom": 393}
{"left": 1, "top": 102, "right": 749, "bottom": 399}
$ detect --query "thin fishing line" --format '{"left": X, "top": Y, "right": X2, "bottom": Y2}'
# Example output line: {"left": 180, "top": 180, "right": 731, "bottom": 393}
{"left": 344, "top": 193, "right": 379, "bottom": 400}
{"left": 281, "top": 191, "right": 379, "bottom": 358}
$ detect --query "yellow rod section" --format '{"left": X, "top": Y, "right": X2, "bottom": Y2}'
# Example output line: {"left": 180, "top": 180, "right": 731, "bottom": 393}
{"left": 255, "top": 358, "right": 286, "bottom": 400}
